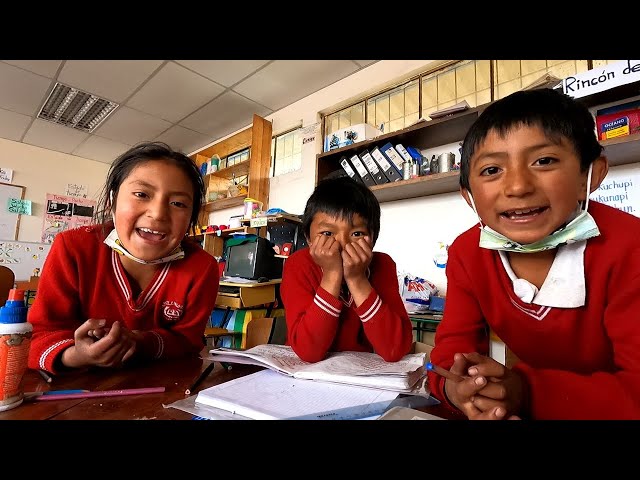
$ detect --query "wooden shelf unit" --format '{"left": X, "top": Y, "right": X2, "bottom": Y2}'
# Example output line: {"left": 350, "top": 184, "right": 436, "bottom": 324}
{"left": 315, "top": 82, "right": 640, "bottom": 203}
{"left": 191, "top": 114, "right": 272, "bottom": 257}
{"left": 203, "top": 194, "right": 248, "bottom": 213}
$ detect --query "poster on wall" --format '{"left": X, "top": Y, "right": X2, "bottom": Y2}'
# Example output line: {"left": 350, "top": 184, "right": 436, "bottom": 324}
{"left": 41, "top": 193, "right": 96, "bottom": 244}
{"left": 590, "top": 171, "right": 640, "bottom": 218}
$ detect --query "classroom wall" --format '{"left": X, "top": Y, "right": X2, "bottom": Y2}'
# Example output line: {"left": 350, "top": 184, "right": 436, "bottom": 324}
{"left": 201, "top": 60, "right": 640, "bottom": 293}
{"left": 0, "top": 137, "right": 110, "bottom": 242}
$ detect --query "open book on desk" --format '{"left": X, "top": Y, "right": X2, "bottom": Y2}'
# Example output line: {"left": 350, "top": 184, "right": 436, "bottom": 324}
{"left": 205, "top": 344, "right": 427, "bottom": 393}
{"left": 195, "top": 369, "right": 400, "bottom": 420}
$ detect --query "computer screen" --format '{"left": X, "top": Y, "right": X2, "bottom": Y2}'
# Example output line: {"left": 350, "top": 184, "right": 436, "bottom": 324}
{"left": 225, "top": 241, "right": 257, "bottom": 279}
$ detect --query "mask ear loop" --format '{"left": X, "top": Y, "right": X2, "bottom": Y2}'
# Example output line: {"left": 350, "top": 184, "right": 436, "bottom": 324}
{"left": 109, "top": 190, "right": 115, "bottom": 221}
{"left": 467, "top": 193, "right": 485, "bottom": 228}
{"left": 583, "top": 163, "right": 594, "bottom": 211}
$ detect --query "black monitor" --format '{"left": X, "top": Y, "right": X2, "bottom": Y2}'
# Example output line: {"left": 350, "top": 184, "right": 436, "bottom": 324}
{"left": 224, "top": 237, "right": 283, "bottom": 281}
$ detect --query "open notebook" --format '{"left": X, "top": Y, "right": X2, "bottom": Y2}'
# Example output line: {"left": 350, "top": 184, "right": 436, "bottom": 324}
{"left": 195, "top": 369, "right": 399, "bottom": 420}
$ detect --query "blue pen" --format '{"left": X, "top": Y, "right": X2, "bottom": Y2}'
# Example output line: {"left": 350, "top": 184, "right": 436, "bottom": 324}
{"left": 24, "top": 389, "right": 89, "bottom": 400}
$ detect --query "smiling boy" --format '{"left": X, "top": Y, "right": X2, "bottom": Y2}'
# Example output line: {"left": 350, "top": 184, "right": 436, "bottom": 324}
{"left": 427, "top": 88, "right": 640, "bottom": 420}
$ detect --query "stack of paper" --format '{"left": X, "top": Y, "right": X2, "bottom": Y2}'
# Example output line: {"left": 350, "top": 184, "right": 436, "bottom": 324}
{"left": 195, "top": 369, "right": 399, "bottom": 420}
{"left": 428, "top": 100, "right": 470, "bottom": 119}
{"left": 206, "top": 344, "right": 428, "bottom": 393}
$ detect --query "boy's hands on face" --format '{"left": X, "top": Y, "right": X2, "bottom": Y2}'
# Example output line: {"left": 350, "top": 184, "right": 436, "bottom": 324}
{"left": 444, "top": 352, "right": 523, "bottom": 420}
{"left": 309, "top": 234, "right": 343, "bottom": 275}
{"left": 342, "top": 236, "right": 373, "bottom": 283}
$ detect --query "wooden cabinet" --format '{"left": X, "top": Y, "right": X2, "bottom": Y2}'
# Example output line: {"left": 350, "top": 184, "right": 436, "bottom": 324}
{"left": 190, "top": 114, "right": 272, "bottom": 257}
{"left": 191, "top": 113, "right": 272, "bottom": 221}
{"left": 315, "top": 81, "right": 640, "bottom": 204}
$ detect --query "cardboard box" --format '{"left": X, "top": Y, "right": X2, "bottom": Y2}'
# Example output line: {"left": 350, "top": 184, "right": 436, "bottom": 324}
{"left": 596, "top": 108, "right": 640, "bottom": 140}
{"left": 412, "top": 341, "right": 433, "bottom": 359}
{"left": 324, "top": 123, "right": 382, "bottom": 151}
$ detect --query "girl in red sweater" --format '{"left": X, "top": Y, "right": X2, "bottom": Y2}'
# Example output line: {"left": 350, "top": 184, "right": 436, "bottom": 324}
{"left": 428, "top": 88, "right": 640, "bottom": 419}
{"left": 28, "top": 142, "right": 219, "bottom": 374}
{"left": 281, "top": 176, "right": 413, "bottom": 363}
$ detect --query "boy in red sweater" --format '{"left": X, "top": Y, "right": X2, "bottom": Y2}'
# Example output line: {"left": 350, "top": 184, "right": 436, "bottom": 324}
{"left": 28, "top": 142, "right": 219, "bottom": 374}
{"left": 281, "top": 176, "right": 413, "bottom": 363}
{"left": 428, "top": 88, "right": 640, "bottom": 419}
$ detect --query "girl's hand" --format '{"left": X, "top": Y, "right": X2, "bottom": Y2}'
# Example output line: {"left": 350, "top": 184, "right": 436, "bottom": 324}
{"left": 62, "top": 319, "right": 137, "bottom": 369}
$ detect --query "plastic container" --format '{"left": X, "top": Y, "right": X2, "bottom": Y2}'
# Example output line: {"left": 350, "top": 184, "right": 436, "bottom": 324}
{"left": 0, "top": 289, "right": 32, "bottom": 411}
{"left": 243, "top": 198, "right": 263, "bottom": 220}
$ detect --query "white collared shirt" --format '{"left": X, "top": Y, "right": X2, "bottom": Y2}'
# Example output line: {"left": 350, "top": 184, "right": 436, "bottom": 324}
{"left": 498, "top": 240, "right": 587, "bottom": 308}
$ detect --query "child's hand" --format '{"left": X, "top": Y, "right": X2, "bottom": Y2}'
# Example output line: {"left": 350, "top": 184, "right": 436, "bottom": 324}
{"left": 444, "top": 352, "right": 522, "bottom": 420}
{"left": 341, "top": 237, "right": 372, "bottom": 282}
{"left": 309, "top": 235, "right": 343, "bottom": 275}
{"left": 62, "top": 319, "right": 137, "bottom": 369}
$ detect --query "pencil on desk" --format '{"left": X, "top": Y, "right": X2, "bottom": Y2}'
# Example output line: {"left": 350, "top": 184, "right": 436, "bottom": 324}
{"left": 185, "top": 362, "right": 216, "bottom": 395}
{"left": 425, "top": 362, "right": 464, "bottom": 383}
{"left": 37, "top": 369, "right": 53, "bottom": 383}
{"left": 32, "top": 387, "right": 165, "bottom": 401}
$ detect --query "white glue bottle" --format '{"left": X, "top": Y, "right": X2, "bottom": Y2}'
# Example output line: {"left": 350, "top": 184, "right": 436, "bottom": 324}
{"left": 0, "top": 289, "right": 32, "bottom": 411}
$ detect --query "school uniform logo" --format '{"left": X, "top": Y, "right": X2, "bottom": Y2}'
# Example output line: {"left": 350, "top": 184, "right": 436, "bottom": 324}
{"left": 162, "top": 301, "right": 184, "bottom": 322}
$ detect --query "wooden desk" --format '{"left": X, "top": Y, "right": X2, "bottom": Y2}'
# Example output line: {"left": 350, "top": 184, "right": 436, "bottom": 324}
{"left": 216, "top": 279, "right": 282, "bottom": 309}
{"left": 0, "top": 350, "right": 460, "bottom": 420}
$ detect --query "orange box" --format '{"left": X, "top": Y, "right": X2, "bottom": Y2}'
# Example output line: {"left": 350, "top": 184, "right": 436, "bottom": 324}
{"left": 596, "top": 108, "right": 640, "bottom": 141}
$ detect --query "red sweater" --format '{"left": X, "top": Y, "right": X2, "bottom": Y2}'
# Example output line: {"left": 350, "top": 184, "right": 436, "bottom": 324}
{"left": 28, "top": 225, "right": 219, "bottom": 374}
{"left": 429, "top": 201, "right": 640, "bottom": 419}
{"left": 281, "top": 247, "right": 413, "bottom": 363}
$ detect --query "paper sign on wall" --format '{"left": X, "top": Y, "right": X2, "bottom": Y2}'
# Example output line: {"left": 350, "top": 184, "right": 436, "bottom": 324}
{"left": 301, "top": 122, "right": 320, "bottom": 146}
{"left": 590, "top": 172, "right": 640, "bottom": 217}
{"left": 65, "top": 183, "right": 88, "bottom": 198}
{"left": 41, "top": 193, "right": 96, "bottom": 244}
{"left": 0, "top": 168, "right": 13, "bottom": 183}
{"left": 7, "top": 198, "right": 31, "bottom": 215}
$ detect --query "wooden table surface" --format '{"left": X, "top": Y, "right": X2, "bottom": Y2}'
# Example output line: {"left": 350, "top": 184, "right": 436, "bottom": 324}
{"left": 0, "top": 350, "right": 462, "bottom": 420}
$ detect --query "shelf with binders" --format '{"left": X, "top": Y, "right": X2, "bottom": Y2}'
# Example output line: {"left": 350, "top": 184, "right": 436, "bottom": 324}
{"left": 315, "top": 79, "right": 640, "bottom": 204}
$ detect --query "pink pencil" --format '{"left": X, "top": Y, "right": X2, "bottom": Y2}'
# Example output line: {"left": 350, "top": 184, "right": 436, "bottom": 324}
{"left": 32, "top": 387, "right": 165, "bottom": 401}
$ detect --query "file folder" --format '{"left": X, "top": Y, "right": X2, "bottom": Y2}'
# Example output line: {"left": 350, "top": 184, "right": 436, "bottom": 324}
{"left": 339, "top": 156, "right": 364, "bottom": 184}
{"left": 371, "top": 146, "right": 402, "bottom": 182}
{"left": 349, "top": 154, "right": 376, "bottom": 187}
{"left": 359, "top": 150, "right": 389, "bottom": 185}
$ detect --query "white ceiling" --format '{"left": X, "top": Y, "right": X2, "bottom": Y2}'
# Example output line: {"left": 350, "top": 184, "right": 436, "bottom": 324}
{"left": 0, "top": 60, "right": 378, "bottom": 164}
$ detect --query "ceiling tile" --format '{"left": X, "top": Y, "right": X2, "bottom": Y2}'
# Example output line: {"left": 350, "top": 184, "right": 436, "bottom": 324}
{"left": 180, "top": 91, "right": 272, "bottom": 140}
{"left": 58, "top": 60, "right": 164, "bottom": 103}
{"left": 127, "top": 62, "right": 225, "bottom": 123}
{"left": 0, "top": 63, "right": 53, "bottom": 116}
{"left": 354, "top": 61, "right": 377, "bottom": 67}
{"left": 233, "top": 60, "right": 359, "bottom": 110}
{"left": 93, "top": 106, "right": 172, "bottom": 146}
{"left": 154, "top": 125, "right": 212, "bottom": 155}
{"left": 73, "top": 135, "right": 131, "bottom": 164}
{"left": 2, "top": 60, "right": 62, "bottom": 78}
{"left": 175, "top": 60, "right": 270, "bottom": 87}
{"left": 0, "top": 107, "right": 32, "bottom": 141}
{"left": 23, "top": 119, "right": 89, "bottom": 154}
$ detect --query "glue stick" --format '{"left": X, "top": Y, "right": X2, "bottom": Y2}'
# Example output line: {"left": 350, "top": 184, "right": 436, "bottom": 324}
{"left": 0, "top": 289, "right": 32, "bottom": 411}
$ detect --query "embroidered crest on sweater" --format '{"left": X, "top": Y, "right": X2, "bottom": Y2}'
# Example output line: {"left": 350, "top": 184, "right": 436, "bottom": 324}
{"left": 162, "top": 301, "right": 184, "bottom": 322}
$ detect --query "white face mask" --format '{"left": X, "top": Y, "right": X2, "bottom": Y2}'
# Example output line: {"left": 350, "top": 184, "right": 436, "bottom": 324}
{"left": 469, "top": 164, "right": 600, "bottom": 253}
{"left": 103, "top": 228, "right": 185, "bottom": 265}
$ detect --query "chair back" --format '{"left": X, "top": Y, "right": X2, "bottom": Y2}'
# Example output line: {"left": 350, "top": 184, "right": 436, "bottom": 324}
{"left": 0, "top": 266, "right": 15, "bottom": 306}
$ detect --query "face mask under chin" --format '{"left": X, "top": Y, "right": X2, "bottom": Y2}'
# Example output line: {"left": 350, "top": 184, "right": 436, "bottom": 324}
{"left": 103, "top": 228, "right": 185, "bottom": 265}
{"left": 470, "top": 164, "right": 600, "bottom": 253}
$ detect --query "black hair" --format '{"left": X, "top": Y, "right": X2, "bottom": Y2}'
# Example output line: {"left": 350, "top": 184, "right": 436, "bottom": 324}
{"left": 94, "top": 141, "right": 205, "bottom": 236}
{"left": 302, "top": 175, "right": 381, "bottom": 245}
{"left": 459, "top": 88, "right": 604, "bottom": 192}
